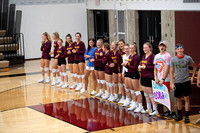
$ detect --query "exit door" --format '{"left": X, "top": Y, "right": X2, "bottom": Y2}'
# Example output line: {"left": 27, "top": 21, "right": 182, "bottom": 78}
{"left": 139, "top": 11, "right": 161, "bottom": 55}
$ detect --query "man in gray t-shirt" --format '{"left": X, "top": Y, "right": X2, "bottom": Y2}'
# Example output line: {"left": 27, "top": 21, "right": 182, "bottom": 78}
{"left": 170, "top": 43, "right": 197, "bottom": 124}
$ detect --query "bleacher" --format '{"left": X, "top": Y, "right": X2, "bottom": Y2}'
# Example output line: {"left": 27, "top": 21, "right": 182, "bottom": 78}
{"left": 0, "top": 0, "right": 25, "bottom": 71}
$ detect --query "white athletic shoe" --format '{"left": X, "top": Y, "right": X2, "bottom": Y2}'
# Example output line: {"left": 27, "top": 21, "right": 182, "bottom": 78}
{"left": 128, "top": 102, "right": 138, "bottom": 111}
{"left": 70, "top": 84, "right": 77, "bottom": 89}
{"left": 118, "top": 97, "right": 126, "bottom": 104}
{"left": 61, "top": 83, "right": 68, "bottom": 88}
{"left": 134, "top": 106, "right": 144, "bottom": 113}
{"left": 45, "top": 79, "right": 51, "bottom": 84}
{"left": 149, "top": 110, "right": 159, "bottom": 116}
{"left": 57, "top": 82, "right": 63, "bottom": 87}
{"left": 107, "top": 94, "right": 114, "bottom": 101}
{"left": 110, "top": 95, "right": 119, "bottom": 102}
{"left": 90, "top": 90, "right": 96, "bottom": 95}
{"left": 51, "top": 81, "right": 56, "bottom": 86}
{"left": 102, "top": 93, "right": 110, "bottom": 100}
{"left": 38, "top": 79, "right": 45, "bottom": 83}
{"left": 141, "top": 108, "right": 152, "bottom": 114}
{"left": 75, "top": 84, "right": 82, "bottom": 91}
{"left": 95, "top": 91, "right": 104, "bottom": 97}
{"left": 80, "top": 88, "right": 87, "bottom": 94}
{"left": 122, "top": 98, "right": 131, "bottom": 107}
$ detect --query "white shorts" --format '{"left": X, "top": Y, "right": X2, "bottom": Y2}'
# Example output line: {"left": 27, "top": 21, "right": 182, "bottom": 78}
{"left": 86, "top": 66, "right": 94, "bottom": 71}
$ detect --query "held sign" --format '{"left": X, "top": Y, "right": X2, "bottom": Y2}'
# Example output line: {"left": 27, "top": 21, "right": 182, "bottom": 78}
{"left": 152, "top": 80, "right": 171, "bottom": 111}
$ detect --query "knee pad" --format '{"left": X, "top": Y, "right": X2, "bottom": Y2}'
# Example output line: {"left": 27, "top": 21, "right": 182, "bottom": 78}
{"left": 106, "top": 82, "right": 109, "bottom": 86}
{"left": 100, "top": 80, "right": 106, "bottom": 84}
{"left": 118, "top": 83, "right": 123, "bottom": 88}
{"left": 56, "top": 69, "right": 59, "bottom": 72}
{"left": 74, "top": 74, "right": 77, "bottom": 78}
{"left": 60, "top": 72, "right": 63, "bottom": 76}
{"left": 45, "top": 67, "right": 50, "bottom": 71}
{"left": 81, "top": 75, "right": 85, "bottom": 79}
{"left": 71, "top": 73, "right": 74, "bottom": 77}
{"left": 77, "top": 75, "right": 80, "bottom": 78}
{"left": 125, "top": 88, "right": 130, "bottom": 92}
{"left": 149, "top": 93, "right": 154, "bottom": 98}
{"left": 62, "top": 72, "right": 67, "bottom": 76}
{"left": 144, "top": 92, "right": 149, "bottom": 97}
{"left": 40, "top": 67, "right": 44, "bottom": 71}
{"left": 113, "top": 84, "right": 118, "bottom": 87}
{"left": 108, "top": 83, "right": 113, "bottom": 88}
{"left": 123, "top": 84, "right": 126, "bottom": 88}
{"left": 131, "top": 90, "right": 135, "bottom": 95}
{"left": 52, "top": 69, "right": 57, "bottom": 73}
{"left": 97, "top": 79, "right": 101, "bottom": 84}
{"left": 135, "top": 91, "right": 141, "bottom": 96}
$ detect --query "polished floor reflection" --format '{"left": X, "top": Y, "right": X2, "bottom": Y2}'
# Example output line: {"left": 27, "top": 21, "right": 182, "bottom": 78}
{"left": 30, "top": 97, "right": 163, "bottom": 131}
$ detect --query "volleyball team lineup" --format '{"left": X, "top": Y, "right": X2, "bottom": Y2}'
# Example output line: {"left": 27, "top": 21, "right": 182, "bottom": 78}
{"left": 39, "top": 31, "right": 199, "bottom": 124}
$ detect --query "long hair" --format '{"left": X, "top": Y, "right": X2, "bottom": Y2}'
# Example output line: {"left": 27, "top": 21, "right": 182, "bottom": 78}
{"left": 65, "top": 34, "right": 73, "bottom": 47}
{"left": 118, "top": 39, "right": 125, "bottom": 52}
{"left": 87, "top": 38, "right": 96, "bottom": 54}
{"left": 43, "top": 32, "right": 52, "bottom": 43}
{"left": 143, "top": 42, "right": 153, "bottom": 52}
{"left": 104, "top": 42, "right": 110, "bottom": 51}
{"left": 53, "top": 32, "right": 60, "bottom": 40}
{"left": 131, "top": 42, "right": 138, "bottom": 54}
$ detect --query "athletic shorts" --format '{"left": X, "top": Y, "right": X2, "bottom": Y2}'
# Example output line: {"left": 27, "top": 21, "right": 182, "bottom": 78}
{"left": 174, "top": 81, "right": 192, "bottom": 98}
{"left": 128, "top": 71, "right": 140, "bottom": 79}
{"left": 124, "top": 72, "right": 129, "bottom": 77}
{"left": 94, "top": 66, "right": 105, "bottom": 71}
{"left": 164, "top": 82, "right": 170, "bottom": 92}
{"left": 105, "top": 72, "right": 112, "bottom": 75}
{"left": 86, "top": 66, "right": 94, "bottom": 71}
{"left": 141, "top": 78, "right": 154, "bottom": 87}
{"left": 58, "top": 58, "right": 66, "bottom": 66}
{"left": 74, "top": 60, "right": 85, "bottom": 64}
{"left": 68, "top": 61, "right": 74, "bottom": 64}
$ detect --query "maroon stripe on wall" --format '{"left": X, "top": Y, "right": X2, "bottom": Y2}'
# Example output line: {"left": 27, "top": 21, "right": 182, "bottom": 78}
{"left": 175, "top": 11, "right": 200, "bottom": 64}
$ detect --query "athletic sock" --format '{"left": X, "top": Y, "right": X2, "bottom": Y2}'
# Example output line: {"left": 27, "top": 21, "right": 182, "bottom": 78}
{"left": 153, "top": 104, "right": 157, "bottom": 111}
{"left": 147, "top": 103, "right": 151, "bottom": 110}
{"left": 178, "top": 110, "right": 182, "bottom": 118}
{"left": 42, "top": 76, "right": 45, "bottom": 80}
{"left": 48, "top": 76, "right": 50, "bottom": 80}
{"left": 138, "top": 103, "right": 142, "bottom": 108}
{"left": 53, "top": 77, "right": 56, "bottom": 81}
{"left": 185, "top": 111, "right": 190, "bottom": 118}
{"left": 121, "top": 96, "right": 125, "bottom": 99}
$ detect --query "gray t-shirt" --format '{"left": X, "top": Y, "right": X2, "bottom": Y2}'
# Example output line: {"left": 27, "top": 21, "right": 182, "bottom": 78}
{"left": 170, "top": 55, "right": 194, "bottom": 83}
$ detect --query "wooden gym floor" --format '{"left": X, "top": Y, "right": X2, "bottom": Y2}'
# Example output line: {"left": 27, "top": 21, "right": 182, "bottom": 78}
{"left": 0, "top": 60, "right": 200, "bottom": 133}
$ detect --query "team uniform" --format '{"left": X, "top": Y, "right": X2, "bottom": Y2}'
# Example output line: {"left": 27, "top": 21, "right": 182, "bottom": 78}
{"left": 110, "top": 51, "right": 119, "bottom": 74}
{"left": 140, "top": 54, "right": 155, "bottom": 87}
{"left": 73, "top": 41, "right": 86, "bottom": 64}
{"left": 94, "top": 48, "right": 105, "bottom": 71}
{"left": 41, "top": 40, "right": 52, "bottom": 60}
{"left": 102, "top": 51, "right": 112, "bottom": 75}
{"left": 154, "top": 52, "right": 171, "bottom": 91}
{"left": 57, "top": 46, "right": 67, "bottom": 66}
{"left": 53, "top": 41, "right": 59, "bottom": 58}
{"left": 170, "top": 55, "right": 194, "bottom": 98}
{"left": 66, "top": 43, "right": 74, "bottom": 64}
{"left": 84, "top": 47, "right": 97, "bottom": 70}
{"left": 118, "top": 51, "right": 126, "bottom": 73}
{"left": 125, "top": 54, "right": 140, "bottom": 79}
{"left": 122, "top": 54, "right": 130, "bottom": 77}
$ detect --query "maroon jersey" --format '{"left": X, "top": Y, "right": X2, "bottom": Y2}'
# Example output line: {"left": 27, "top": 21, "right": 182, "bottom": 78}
{"left": 125, "top": 54, "right": 140, "bottom": 73}
{"left": 110, "top": 51, "right": 119, "bottom": 73}
{"left": 73, "top": 41, "right": 86, "bottom": 61}
{"left": 41, "top": 40, "right": 51, "bottom": 60}
{"left": 66, "top": 43, "right": 74, "bottom": 63}
{"left": 102, "top": 51, "right": 112, "bottom": 74}
{"left": 94, "top": 48, "right": 104, "bottom": 67}
{"left": 57, "top": 46, "right": 67, "bottom": 59}
{"left": 140, "top": 54, "right": 155, "bottom": 78}
{"left": 53, "top": 41, "right": 59, "bottom": 58}
{"left": 118, "top": 50, "right": 125, "bottom": 73}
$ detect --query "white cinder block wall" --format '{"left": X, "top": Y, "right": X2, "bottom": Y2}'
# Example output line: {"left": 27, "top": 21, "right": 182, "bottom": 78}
{"left": 16, "top": 3, "right": 88, "bottom": 59}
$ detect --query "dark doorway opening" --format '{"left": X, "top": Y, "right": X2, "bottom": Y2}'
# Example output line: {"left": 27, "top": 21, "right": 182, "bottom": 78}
{"left": 94, "top": 10, "right": 109, "bottom": 42}
{"left": 139, "top": 11, "right": 161, "bottom": 56}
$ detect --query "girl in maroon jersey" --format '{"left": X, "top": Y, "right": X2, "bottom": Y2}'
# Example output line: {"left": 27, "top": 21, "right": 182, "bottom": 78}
{"left": 55, "top": 39, "right": 68, "bottom": 88}
{"left": 91, "top": 39, "right": 106, "bottom": 96}
{"left": 139, "top": 42, "right": 157, "bottom": 115}
{"left": 122, "top": 43, "right": 144, "bottom": 112}
{"left": 38, "top": 32, "right": 52, "bottom": 83}
{"left": 118, "top": 39, "right": 126, "bottom": 104}
{"left": 102, "top": 42, "right": 112, "bottom": 99}
{"left": 72, "top": 32, "right": 86, "bottom": 91}
{"left": 50, "top": 32, "right": 61, "bottom": 85}
{"left": 108, "top": 41, "right": 119, "bottom": 102}
{"left": 65, "top": 34, "right": 75, "bottom": 88}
